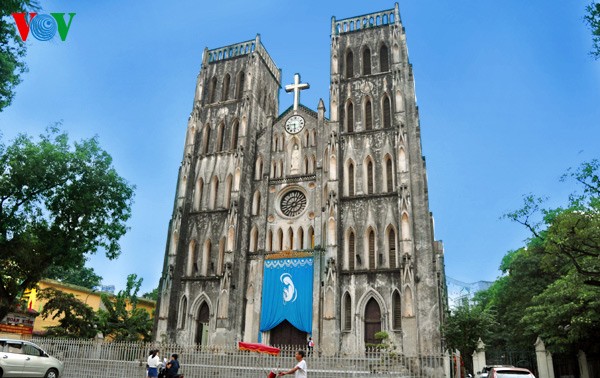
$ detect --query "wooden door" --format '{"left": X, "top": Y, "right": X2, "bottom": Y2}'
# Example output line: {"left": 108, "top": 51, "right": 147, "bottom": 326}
{"left": 270, "top": 320, "right": 307, "bottom": 347}
{"left": 364, "top": 298, "right": 381, "bottom": 345}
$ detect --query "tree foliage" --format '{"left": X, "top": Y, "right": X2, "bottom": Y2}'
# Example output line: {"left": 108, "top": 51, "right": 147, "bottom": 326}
{"left": 523, "top": 272, "right": 600, "bottom": 353}
{"left": 97, "top": 274, "right": 152, "bottom": 341}
{"left": 442, "top": 298, "right": 497, "bottom": 357}
{"left": 0, "top": 0, "right": 39, "bottom": 111}
{"left": 37, "top": 288, "right": 97, "bottom": 338}
{"left": 475, "top": 159, "right": 600, "bottom": 352}
{"left": 585, "top": 1, "right": 600, "bottom": 59}
{"left": 0, "top": 126, "right": 135, "bottom": 320}
{"left": 505, "top": 159, "right": 600, "bottom": 287}
{"left": 45, "top": 264, "right": 102, "bottom": 290}
{"left": 142, "top": 287, "right": 159, "bottom": 301}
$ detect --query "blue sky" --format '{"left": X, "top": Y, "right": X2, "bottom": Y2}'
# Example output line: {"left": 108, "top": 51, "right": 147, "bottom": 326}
{"left": 1, "top": 1, "right": 599, "bottom": 294}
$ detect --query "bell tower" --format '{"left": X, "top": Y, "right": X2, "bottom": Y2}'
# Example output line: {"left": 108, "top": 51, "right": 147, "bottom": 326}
{"left": 329, "top": 3, "right": 446, "bottom": 355}
{"left": 155, "top": 35, "right": 281, "bottom": 345}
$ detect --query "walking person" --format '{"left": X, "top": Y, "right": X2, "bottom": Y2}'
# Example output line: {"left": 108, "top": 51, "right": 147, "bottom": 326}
{"left": 147, "top": 349, "right": 161, "bottom": 378}
{"left": 307, "top": 337, "right": 314, "bottom": 357}
{"left": 278, "top": 350, "right": 307, "bottom": 377}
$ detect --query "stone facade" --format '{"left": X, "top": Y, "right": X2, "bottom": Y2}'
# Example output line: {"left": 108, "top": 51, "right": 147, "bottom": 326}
{"left": 155, "top": 3, "right": 447, "bottom": 356}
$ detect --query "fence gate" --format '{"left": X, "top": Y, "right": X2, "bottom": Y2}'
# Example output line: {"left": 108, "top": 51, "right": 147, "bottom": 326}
{"left": 486, "top": 350, "right": 538, "bottom": 377}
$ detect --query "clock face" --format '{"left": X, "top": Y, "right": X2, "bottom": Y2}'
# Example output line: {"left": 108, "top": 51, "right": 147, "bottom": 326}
{"left": 285, "top": 115, "right": 305, "bottom": 134}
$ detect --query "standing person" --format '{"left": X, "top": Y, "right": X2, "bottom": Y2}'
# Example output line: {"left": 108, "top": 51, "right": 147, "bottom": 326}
{"left": 278, "top": 350, "right": 307, "bottom": 377}
{"left": 165, "top": 354, "right": 180, "bottom": 378}
{"left": 307, "top": 337, "right": 314, "bottom": 357}
{"left": 147, "top": 349, "right": 161, "bottom": 378}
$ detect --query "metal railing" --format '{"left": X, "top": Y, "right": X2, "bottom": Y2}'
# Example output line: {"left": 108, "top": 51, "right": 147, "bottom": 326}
{"left": 31, "top": 338, "right": 448, "bottom": 378}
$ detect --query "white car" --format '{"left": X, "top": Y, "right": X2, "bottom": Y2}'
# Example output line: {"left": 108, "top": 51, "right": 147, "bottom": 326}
{"left": 0, "top": 339, "right": 64, "bottom": 378}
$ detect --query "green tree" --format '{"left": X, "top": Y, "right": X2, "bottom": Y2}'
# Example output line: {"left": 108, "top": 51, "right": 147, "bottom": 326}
{"left": 45, "top": 264, "right": 102, "bottom": 290}
{"left": 37, "top": 287, "right": 97, "bottom": 338}
{"left": 442, "top": 298, "right": 497, "bottom": 359}
{"left": 480, "top": 159, "right": 600, "bottom": 352}
{"left": 505, "top": 159, "right": 600, "bottom": 287}
{"left": 475, "top": 245, "right": 562, "bottom": 350}
{"left": 97, "top": 274, "right": 153, "bottom": 341}
{"left": 522, "top": 271, "right": 600, "bottom": 353}
{"left": 585, "top": 1, "right": 600, "bottom": 59}
{"left": 142, "top": 287, "right": 159, "bottom": 301}
{"left": 0, "top": 0, "right": 39, "bottom": 111}
{"left": 0, "top": 126, "right": 135, "bottom": 320}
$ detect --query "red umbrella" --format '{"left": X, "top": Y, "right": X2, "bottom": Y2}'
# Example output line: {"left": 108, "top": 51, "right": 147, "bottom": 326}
{"left": 238, "top": 342, "right": 281, "bottom": 356}
{"left": 238, "top": 342, "right": 281, "bottom": 377}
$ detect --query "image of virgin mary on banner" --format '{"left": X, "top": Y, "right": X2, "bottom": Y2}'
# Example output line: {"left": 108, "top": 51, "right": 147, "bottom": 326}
{"left": 259, "top": 257, "right": 314, "bottom": 334}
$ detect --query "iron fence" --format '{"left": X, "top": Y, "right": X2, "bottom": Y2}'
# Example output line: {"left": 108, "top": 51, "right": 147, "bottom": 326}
{"left": 29, "top": 338, "right": 449, "bottom": 378}
{"left": 485, "top": 350, "right": 538, "bottom": 377}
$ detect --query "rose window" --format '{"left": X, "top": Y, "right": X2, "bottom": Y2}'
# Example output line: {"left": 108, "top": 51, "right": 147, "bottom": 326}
{"left": 280, "top": 190, "right": 307, "bottom": 217}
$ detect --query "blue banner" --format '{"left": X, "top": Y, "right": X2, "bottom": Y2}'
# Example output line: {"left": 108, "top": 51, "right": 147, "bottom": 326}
{"left": 259, "top": 257, "right": 313, "bottom": 334}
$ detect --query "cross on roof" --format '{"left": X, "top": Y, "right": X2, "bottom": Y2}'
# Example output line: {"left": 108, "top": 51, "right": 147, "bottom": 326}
{"left": 285, "top": 73, "right": 310, "bottom": 112}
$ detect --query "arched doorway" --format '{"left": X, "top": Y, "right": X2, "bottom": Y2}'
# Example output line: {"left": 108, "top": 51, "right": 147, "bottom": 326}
{"left": 364, "top": 298, "right": 382, "bottom": 345}
{"left": 270, "top": 320, "right": 307, "bottom": 347}
{"left": 195, "top": 302, "right": 210, "bottom": 345}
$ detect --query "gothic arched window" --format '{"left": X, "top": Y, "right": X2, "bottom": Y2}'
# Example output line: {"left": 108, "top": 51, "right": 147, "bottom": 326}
{"left": 380, "top": 44, "right": 390, "bottom": 72}
{"left": 267, "top": 230, "right": 273, "bottom": 252}
{"left": 187, "top": 240, "right": 197, "bottom": 276}
{"left": 277, "top": 228, "right": 284, "bottom": 251}
{"left": 345, "top": 50, "right": 354, "bottom": 78}
{"left": 347, "top": 101, "right": 354, "bottom": 133}
{"left": 202, "top": 124, "right": 211, "bottom": 155}
{"left": 218, "top": 238, "right": 225, "bottom": 275}
{"left": 388, "top": 227, "right": 397, "bottom": 268}
{"left": 367, "top": 158, "right": 375, "bottom": 194}
{"left": 179, "top": 296, "right": 187, "bottom": 329}
{"left": 230, "top": 120, "right": 239, "bottom": 150}
{"left": 347, "top": 161, "right": 355, "bottom": 196}
{"left": 193, "top": 178, "right": 203, "bottom": 211}
{"left": 368, "top": 228, "right": 376, "bottom": 269}
{"left": 362, "top": 47, "right": 371, "bottom": 75}
{"left": 236, "top": 70, "right": 245, "bottom": 100}
{"left": 392, "top": 290, "right": 401, "bottom": 329}
{"left": 383, "top": 95, "right": 391, "bottom": 128}
{"left": 348, "top": 230, "right": 355, "bottom": 270}
{"left": 224, "top": 175, "right": 233, "bottom": 208}
{"left": 252, "top": 191, "right": 260, "bottom": 215}
{"left": 255, "top": 156, "right": 263, "bottom": 180}
{"left": 210, "top": 176, "right": 219, "bottom": 209}
{"left": 221, "top": 74, "right": 230, "bottom": 101}
{"left": 209, "top": 76, "right": 217, "bottom": 104}
{"left": 298, "top": 227, "right": 304, "bottom": 249}
{"left": 216, "top": 123, "right": 225, "bottom": 152}
{"left": 385, "top": 155, "right": 394, "bottom": 192}
{"left": 365, "top": 99, "right": 373, "bottom": 130}
{"left": 202, "top": 239, "right": 211, "bottom": 275}
{"left": 343, "top": 292, "right": 352, "bottom": 331}
{"left": 250, "top": 226, "right": 258, "bottom": 252}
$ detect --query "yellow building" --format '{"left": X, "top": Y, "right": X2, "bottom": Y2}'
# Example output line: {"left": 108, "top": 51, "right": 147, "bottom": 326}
{"left": 26, "top": 279, "right": 156, "bottom": 334}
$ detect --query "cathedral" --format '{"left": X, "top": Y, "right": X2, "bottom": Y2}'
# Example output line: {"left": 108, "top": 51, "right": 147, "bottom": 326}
{"left": 155, "top": 3, "right": 447, "bottom": 356}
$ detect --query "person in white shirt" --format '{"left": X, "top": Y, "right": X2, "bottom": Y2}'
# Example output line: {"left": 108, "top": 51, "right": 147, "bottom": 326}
{"left": 147, "top": 349, "right": 161, "bottom": 378}
{"left": 278, "top": 350, "right": 307, "bottom": 378}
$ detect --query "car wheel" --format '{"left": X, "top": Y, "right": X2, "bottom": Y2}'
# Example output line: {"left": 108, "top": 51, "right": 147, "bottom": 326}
{"left": 45, "top": 368, "right": 59, "bottom": 378}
